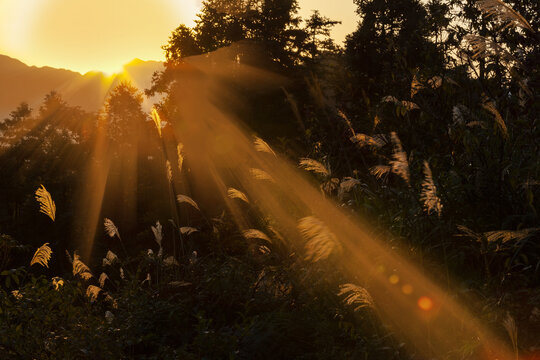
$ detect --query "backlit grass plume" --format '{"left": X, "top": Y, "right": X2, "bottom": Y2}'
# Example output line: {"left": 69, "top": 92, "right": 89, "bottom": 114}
{"left": 250, "top": 168, "right": 274, "bottom": 182}
{"left": 177, "top": 143, "right": 184, "bottom": 172}
{"left": 104, "top": 218, "right": 121, "bottom": 239}
{"left": 227, "top": 187, "right": 249, "bottom": 203}
{"left": 482, "top": 97, "right": 508, "bottom": 139}
{"left": 420, "top": 161, "right": 443, "bottom": 217}
{"left": 338, "top": 283, "right": 374, "bottom": 311}
{"left": 151, "top": 221, "right": 163, "bottom": 247}
{"left": 30, "top": 243, "right": 52, "bottom": 268}
{"left": 370, "top": 164, "right": 391, "bottom": 179}
{"left": 151, "top": 108, "right": 162, "bottom": 137}
{"left": 299, "top": 158, "right": 330, "bottom": 178}
{"left": 86, "top": 285, "right": 102, "bottom": 302}
{"left": 177, "top": 194, "right": 200, "bottom": 211}
{"left": 254, "top": 136, "right": 276, "bottom": 157}
{"left": 477, "top": 0, "right": 534, "bottom": 33}
{"left": 242, "top": 229, "right": 271, "bottom": 242}
{"left": 298, "top": 216, "right": 342, "bottom": 262}
{"left": 389, "top": 132, "right": 410, "bottom": 184}
{"left": 73, "top": 252, "right": 93, "bottom": 280}
{"left": 35, "top": 185, "right": 56, "bottom": 221}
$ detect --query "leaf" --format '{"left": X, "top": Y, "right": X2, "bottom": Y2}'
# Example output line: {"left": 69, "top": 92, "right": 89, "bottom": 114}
{"left": 35, "top": 185, "right": 56, "bottom": 221}
{"left": 30, "top": 243, "right": 52, "bottom": 268}
{"left": 176, "top": 194, "right": 200, "bottom": 211}
{"left": 227, "top": 188, "right": 249, "bottom": 203}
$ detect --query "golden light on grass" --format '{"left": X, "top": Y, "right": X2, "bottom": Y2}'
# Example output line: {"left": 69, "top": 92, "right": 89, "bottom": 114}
{"left": 150, "top": 45, "right": 516, "bottom": 359}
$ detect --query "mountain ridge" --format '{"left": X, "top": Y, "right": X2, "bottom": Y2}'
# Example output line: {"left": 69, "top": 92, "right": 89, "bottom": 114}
{"left": 0, "top": 54, "right": 164, "bottom": 119}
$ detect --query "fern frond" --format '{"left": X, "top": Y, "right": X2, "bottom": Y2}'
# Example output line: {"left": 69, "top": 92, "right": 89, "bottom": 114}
{"left": 30, "top": 243, "right": 52, "bottom": 268}
{"left": 338, "top": 283, "right": 374, "bottom": 310}
{"left": 254, "top": 136, "right": 276, "bottom": 157}
{"left": 420, "top": 161, "right": 443, "bottom": 217}
{"left": 227, "top": 188, "right": 249, "bottom": 203}
{"left": 176, "top": 194, "right": 200, "bottom": 210}
{"left": 298, "top": 216, "right": 342, "bottom": 262}
{"left": 151, "top": 108, "right": 162, "bottom": 137}
{"left": 104, "top": 218, "right": 121, "bottom": 239}
{"left": 35, "top": 185, "right": 56, "bottom": 221}
{"left": 243, "top": 229, "right": 271, "bottom": 242}
{"left": 299, "top": 158, "right": 330, "bottom": 177}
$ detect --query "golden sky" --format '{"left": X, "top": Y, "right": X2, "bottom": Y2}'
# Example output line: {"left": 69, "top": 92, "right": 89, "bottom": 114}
{"left": 0, "top": 0, "right": 357, "bottom": 74}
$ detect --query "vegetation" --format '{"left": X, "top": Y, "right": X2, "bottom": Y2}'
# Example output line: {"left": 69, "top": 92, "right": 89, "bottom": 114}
{"left": 0, "top": 0, "right": 539, "bottom": 358}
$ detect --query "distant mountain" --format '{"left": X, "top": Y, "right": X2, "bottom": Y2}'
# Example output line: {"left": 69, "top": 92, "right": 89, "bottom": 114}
{"left": 0, "top": 54, "right": 164, "bottom": 119}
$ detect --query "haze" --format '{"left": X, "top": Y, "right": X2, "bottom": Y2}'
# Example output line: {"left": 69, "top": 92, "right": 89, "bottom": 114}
{"left": 0, "top": 0, "right": 357, "bottom": 74}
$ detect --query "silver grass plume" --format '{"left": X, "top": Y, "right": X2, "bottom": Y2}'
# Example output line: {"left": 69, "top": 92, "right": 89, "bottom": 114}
{"left": 389, "top": 132, "right": 410, "bottom": 184}
{"left": 420, "top": 161, "right": 443, "bottom": 217}
{"left": 298, "top": 216, "right": 342, "bottom": 262}
{"left": 338, "top": 283, "right": 374, "bottom": 310}
{"left": 35, "top": 185, "right": 56, "bottom": 221}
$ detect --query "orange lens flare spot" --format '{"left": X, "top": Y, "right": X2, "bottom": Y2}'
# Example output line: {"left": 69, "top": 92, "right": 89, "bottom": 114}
{"left": 389, "top": 274, "right": 399, "bottom": 284}
{"left": 401, "top": 284, "right": 413, "bottom": 295}
{"left": 417, "top": 296, "right": 434, "bottom": 311}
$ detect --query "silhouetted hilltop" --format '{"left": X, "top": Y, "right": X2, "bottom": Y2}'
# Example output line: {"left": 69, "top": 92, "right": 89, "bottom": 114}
{"left": 0, "top": 54, "right": 163, "bottom": 118}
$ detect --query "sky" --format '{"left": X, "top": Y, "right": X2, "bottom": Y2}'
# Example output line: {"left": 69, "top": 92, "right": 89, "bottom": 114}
{"left": 0, "top": 0, "right": 358, "bottom": 74}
